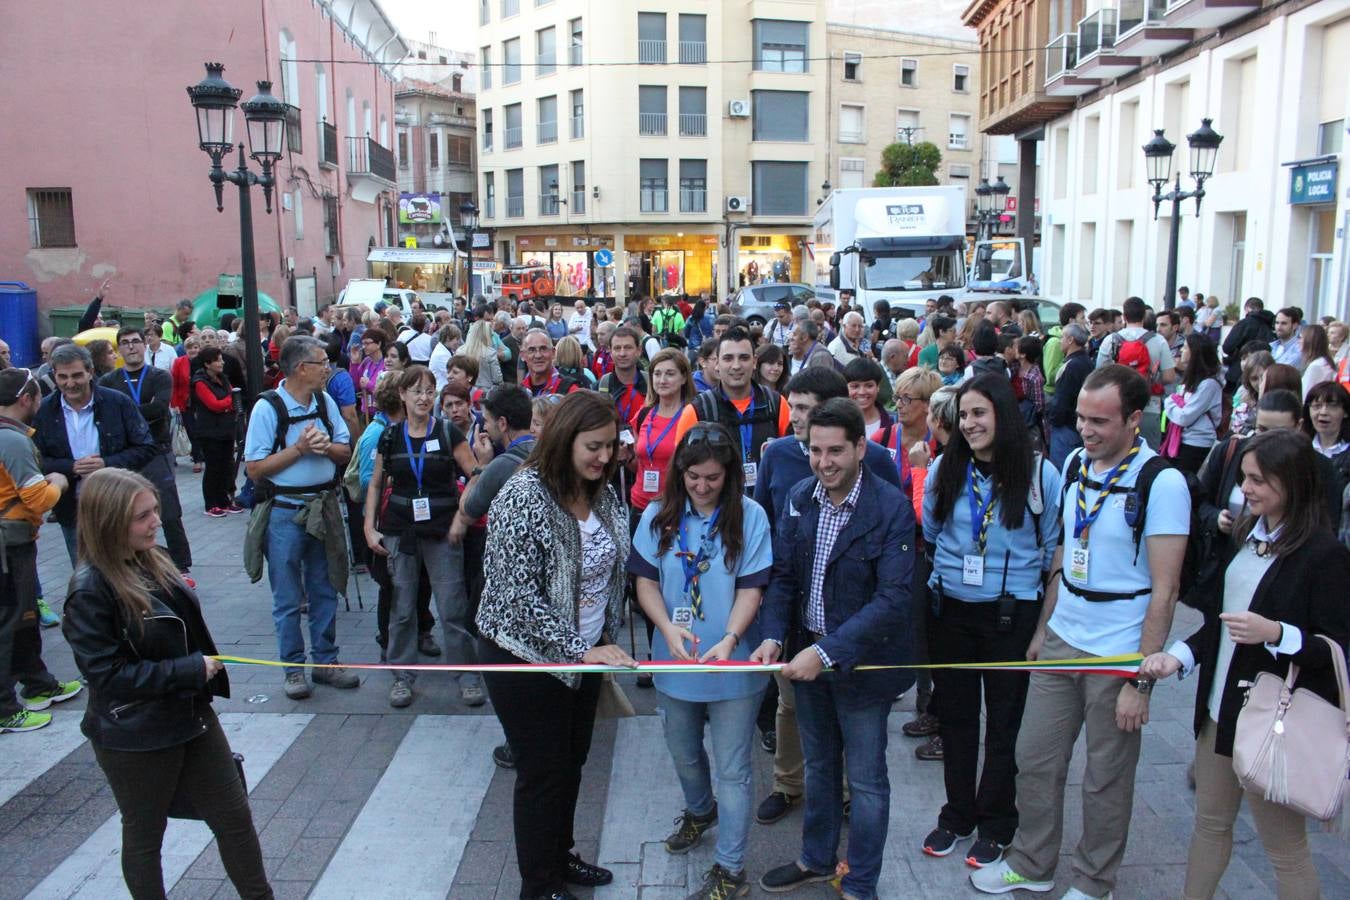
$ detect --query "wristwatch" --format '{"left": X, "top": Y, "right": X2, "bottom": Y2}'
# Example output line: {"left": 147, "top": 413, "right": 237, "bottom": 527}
{"left": 1128, "top": 677, "right": 1155, "bottom": 695}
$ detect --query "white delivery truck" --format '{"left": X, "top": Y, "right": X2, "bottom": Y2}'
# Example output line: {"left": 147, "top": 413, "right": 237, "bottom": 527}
{"left": 814, "top": 186, "right": 1028, "bottom": 326}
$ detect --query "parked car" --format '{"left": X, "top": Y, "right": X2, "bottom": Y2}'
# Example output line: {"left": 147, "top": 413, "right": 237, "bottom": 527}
{"left": 336, "top": 280, "right": 449, "bottom": 317}
{"left": 729, "top": 282, "right": 815, "bottom": 327}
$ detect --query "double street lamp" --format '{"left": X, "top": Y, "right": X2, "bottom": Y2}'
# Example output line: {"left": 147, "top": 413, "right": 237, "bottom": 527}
{"left": 974, "top": 176, "right": 1011, "bottom": 243}
{"left": 186, "top": 62, "right": 287, "bottom": 400}
{"left": 1143, "top": 118, "right": 1224, "bottom": 311}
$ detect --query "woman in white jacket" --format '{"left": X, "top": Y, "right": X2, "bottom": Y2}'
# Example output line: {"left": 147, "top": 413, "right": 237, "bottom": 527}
{"left": 1163, "top": 333, "right": 1226, "bottom": 474}
{"left": 463, "top": 319, "right": 503, "bottom": 391}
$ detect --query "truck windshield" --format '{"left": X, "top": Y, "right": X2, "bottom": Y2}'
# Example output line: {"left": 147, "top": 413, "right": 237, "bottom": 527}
{"left": 860, "top": 251, "right": 964, "bottom": 292}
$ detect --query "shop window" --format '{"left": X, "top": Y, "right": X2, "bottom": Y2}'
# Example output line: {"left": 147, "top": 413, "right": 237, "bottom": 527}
{"left": 751, "top": 162, "right": 807, "bottom": 216}
{"left": 754, "top": 19, "right": 808, "bottom": 73}
{"left": 752, "top": 90, "right": 809, "bottom": 142}
{"left": 640, "top": 159, "right": 668, "bottom": 213}
{"left": 26, "top": 188, "right": 76, "bottom": 248}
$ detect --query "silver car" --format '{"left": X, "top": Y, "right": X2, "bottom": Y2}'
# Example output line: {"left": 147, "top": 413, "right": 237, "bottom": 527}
{"left": 729, "top": 282, "right": 815, "bottom": 327}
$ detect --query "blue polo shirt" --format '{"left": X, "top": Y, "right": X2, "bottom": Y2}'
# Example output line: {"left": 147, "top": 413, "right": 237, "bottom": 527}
{"left": 754, "top": 434, "right": 902, "bottom": 531}
{"left": 629, "top": 495, "right": 773, "bottom": 702}
{"left": 244, "top": 381, "right": 350, "bottom": 488}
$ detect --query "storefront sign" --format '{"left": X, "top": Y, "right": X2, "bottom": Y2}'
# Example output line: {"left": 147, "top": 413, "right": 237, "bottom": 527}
{"left": 516, "top": 233, "right": 614, "bottom": 249}
{"left": 399, "top": 192, "right": 443, "bottom": 224}
{"left": 471, "top": 230, "right": 492, "bottom": 250}
{"left": 404, "top": 236, "right": 418, "bottom": 248}
{"left": 471, "top": 259, "right": 498, "bottom": 271}
{"left": 1289, "top": 162, "right": 1338, "bottom": 205}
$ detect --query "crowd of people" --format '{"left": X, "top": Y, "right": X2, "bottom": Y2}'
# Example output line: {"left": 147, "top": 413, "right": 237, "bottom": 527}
{"left": 1, "top": 280, "right": 1348, "bottom": 900}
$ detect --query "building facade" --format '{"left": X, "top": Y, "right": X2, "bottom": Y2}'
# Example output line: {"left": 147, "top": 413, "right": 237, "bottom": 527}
{"left": 474, "top": 0, "right": 828, "bottom": 303}
{"left": 4, "top": 0, "right": 405, "bottom": 317}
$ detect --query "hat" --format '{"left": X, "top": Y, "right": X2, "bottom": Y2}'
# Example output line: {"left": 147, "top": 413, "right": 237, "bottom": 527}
{"left": 374, "top": 300, "right": 389, "bottom": 314}
{"left": 773, "top": 301, "right": 791, "bottom": 311}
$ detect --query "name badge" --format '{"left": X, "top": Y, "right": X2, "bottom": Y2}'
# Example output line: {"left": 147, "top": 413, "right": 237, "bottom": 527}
{"left": 672, "top": 607, "right": 694, "bottom": 628}
{"left": 742, "top": 462, "right": 758, "bottom": 487}
{"left": 1068, "top": 545, "right": 1090, "bottom": 583}
{"left": 642, "top": 469, "right": 660, "bottom": 493}
{"left": 412, "top": 497, "right": 432, "bottom": 522}
{"left": 962, "top": 554, "right": 985, "bottom": 587}
{"left": 424, "top": 439, "right": 440, "bottom": 453}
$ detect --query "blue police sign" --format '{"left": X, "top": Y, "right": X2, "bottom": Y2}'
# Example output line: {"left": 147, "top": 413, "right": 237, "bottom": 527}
{"left": 1289, "top": 162, "right": 1338, "bottom": 205}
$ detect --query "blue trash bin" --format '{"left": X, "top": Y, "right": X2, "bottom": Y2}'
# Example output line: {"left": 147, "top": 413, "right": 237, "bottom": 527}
{"left": 0, "top": 281, "right": 41, "bottom": 368}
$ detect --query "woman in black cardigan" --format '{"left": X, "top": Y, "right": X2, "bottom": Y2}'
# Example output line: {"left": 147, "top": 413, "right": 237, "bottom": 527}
{"left": 1143, "top": 429, "right": 1349, "bottom": 900}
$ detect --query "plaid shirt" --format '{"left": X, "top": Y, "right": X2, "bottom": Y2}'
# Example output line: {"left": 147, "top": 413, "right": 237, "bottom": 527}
{"left": 806, "top": 471, "right": 863, "bottom": 664}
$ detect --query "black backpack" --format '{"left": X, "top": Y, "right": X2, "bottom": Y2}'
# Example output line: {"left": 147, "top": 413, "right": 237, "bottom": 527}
{"left": 258, "top": 389, "right": 337, "bottom": 455}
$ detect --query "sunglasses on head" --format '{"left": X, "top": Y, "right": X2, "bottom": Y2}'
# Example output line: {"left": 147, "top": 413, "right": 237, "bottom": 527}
{"left": 0, "top": 368, "right": 37, "bottom": 405}
{"left": 683, "top": 424, "right": 733, "bottom": 448}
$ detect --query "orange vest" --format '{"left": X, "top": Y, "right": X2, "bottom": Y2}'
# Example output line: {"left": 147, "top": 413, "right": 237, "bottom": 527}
{"left": 1338, "top": 355, "right": 1350, "bottom": 392}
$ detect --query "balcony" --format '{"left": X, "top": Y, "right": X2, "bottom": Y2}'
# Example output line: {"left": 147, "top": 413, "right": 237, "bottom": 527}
{"left": 639, "top": 112, "right": 668, "bottom": 136}
{"left": 346, "top": 135, "right": 395, "bottom": 203}
{"left": 638, "top": 39, "right": 666, "bottom": 64}
{"left": 679, "top": 113, "right": 707, "bottom": 136}
{"left": 482, "top": 132, "right": 493, "bottom": 152}
{"left": 484, "top": 198, "right": 495, "bottom": 219}
{"left": 572, "top": 190, "right": 586, "bottom": 213}
{"left": 503, "top": 126, "right": 522, "bottom": 149}
{"left": 1164, "top": 0, "right": 1260, "bottom": 29}
{"left": 506, "top": 196, "right": 524, "bottom": 218}
{"left": 1076, "top": 8, "right": 1142, "bottom": 75}
{"left": 679, "top": 41, "right": 707, "bottom": 64}
{"left": 571, "top": 115, "right": 584, "bottom": 139}
{"left": 679, "top": 188, "right": 707, "bottom": 213}
{"left": 538, "top": 194, "right": 560, "bottom": 216}
{"left": 640, "top": 189, "right": 668, "bottom": 213}
{"left": 1044, "top": 31, "right": 1102, "bottom": 96}
{"left": 538, "top": 120, "right": 558, "bottom": 144}
{"left": 1115, "top": 0, "right": 1194, "bottom": 55}
{"left": 320, "top": 120, "right": 338, "bottom": 168}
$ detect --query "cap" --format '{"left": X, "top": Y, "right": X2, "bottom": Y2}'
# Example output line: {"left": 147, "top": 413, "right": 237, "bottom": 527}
{"left": 773, "top": 301, "right": 791, "bottom": 311}
{"left": 374, "top": 300, "right": 389, "bottom": 313}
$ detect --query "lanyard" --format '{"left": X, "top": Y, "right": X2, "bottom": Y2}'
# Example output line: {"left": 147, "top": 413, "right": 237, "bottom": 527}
{"left": 1073, "top": 440, "right": 1142, "bottom": 543}
{"left": 643, "top": 411, "right": 680, "bottom": 465}
{"left": 402, "top": 420, "right": 435, "bottom": 495}
{"left": 721, "top": 389, "right": 757, "bottom": 462}
{"left": 676, "top": 507, "right": 721, "bottom": 620}
{"left": 123, "top": 367, "right": 146, "bottom": 405}
{"left": 532, "top": 371, "right": 561, "bottom": 397}
{"left": 966, "top": 462, "right": 996, "bottom": 554}
{"left": 617, "top": 381, "right": 640, "bottom": 423}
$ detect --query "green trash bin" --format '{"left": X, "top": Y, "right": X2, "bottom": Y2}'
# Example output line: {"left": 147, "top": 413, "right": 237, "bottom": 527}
{"left": 47, "top": 305, "right": 87, "bottom": 338}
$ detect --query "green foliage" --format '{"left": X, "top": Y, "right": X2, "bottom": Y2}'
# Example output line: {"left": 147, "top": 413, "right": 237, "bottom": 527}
{"left": 873, "top": 141, "right": 942, "bottom": 187}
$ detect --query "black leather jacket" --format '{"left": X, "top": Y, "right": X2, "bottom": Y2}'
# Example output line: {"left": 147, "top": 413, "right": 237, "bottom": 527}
{"left": 62, "top": 565, "right": 229, "bottom": 751}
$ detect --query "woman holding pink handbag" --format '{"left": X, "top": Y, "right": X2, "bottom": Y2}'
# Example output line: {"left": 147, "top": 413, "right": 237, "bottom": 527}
{"left": 1141, "top": 428, "right": 1349, "bottom": 899}
{"left": 1162, "top": 334, "right": 1226, "bottom": 474}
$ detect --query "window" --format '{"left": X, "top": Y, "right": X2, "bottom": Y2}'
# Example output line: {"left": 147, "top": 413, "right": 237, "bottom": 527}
{"left": 451, "top": 73, "right": 463, "bottom": 93}
{"left": 484, "top": 172, "right": 496, "bottom": 218}
{"left": 428, "top": 131, "right": 440, "bottom": 168}
{"left": 315, "top": 65, "right": 328, "bottom": 127}
{"left": 679, "top": 86, "right": 707, "bottom": 136}
{"left": 638, "top": 12, "right": 666, "bottom": 64}
{"left": 440, "top": 56, "right": 448, "bottom": 65}
{"left": 398, "top": 130, "right": 409, "bottom": 167}
{"left": 539, "top": 164, "right": 560, "bottom": 215}
{"left": 752, "top": 162, "right": 808, "bottom": 216}
{"left": 480, "top": 46, "right": 492, "bottom": 90}
{"left": 901, "top": 58, "right": 917, "bottom": 87}
{"left": 537, "top": 95, "right": 558, "bottom": 143}
{"left": 839, "top": 104, "right": 864, "bottom": 143}
{"left": 570, "top": 89, "right": 584, "bottom": 139}
{"left": 754, "top": 20, "right": 809, "bottom": 73}
{"left": 639, "top": 85, "right": 667, "bottom": 135}
{"left": 504, "top": 103, "right": 522, "bottom": 149}
{"left": 417, "top": 51, "right": 427, "bottom": 60}
{"left": 322, "top": 194, "right": 338, "bottom": 255}
{"left": 1318, "top": 119, "right": 1345, "bottom": 156}
{"left": 949, "top": 164, "right": 972, "bottom": 179}
{"left": 506, "top": 168, "right": 524, "bottom": 217}
{"left": 679, "top": 14, "right": 707, "bottom": 64}
{"left": 479, "top": 0, "right": 490, "bottom": 26}
{"left": 569, "top": 18, "right": 583, "bottom": 66}
{"left": 953, "top": 64, "right": 970, "bottom": 92}
{"left": 448, "top": 135, "right": 471, "bottom": 165}
{"left": 895, "top": 108, "right": 920, "bottom": 142}
{"left": 503, "top": 38, "right": 521, "bottom": 84}
{"left": 536, "top": 0, "right": 552, "bottom": 5}
{"left": 500, "top": 0, "right": 518, "bottom": 17}
{"left": 482, "top": 108, "right": 494, "bottom": 151}
{"left": 571, "top": 161, "right": 586, "bottom": 213}
{"left": 26, "top": 188, "right": 75, "bottom": 248}
{"left": 640, "top": 159, "right": 668, "bottom": 212}
{"left": 536, "top": 27, "right": 556, "bottom": 76}
{"left": 752, "top": 90, "right": 809, "bottom": 142}
{"left": 679, "top": 159, "right": 707, "bottom": 212}
{"left": 293, "top": 189, "right": 304, "bottom": 240}
{"left": 843, "top": 51, "right": 862, "bottom": 81}
{"left": 948, "top": 113, "right": 970, "bottom": 150}
{"left": 839, "top": 157, "right": 866, "bottom": 189}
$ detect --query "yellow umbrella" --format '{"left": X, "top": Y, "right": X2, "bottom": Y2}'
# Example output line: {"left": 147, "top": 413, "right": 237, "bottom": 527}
{"left": 72, "top": 326, "right": 124, "bottom": 369}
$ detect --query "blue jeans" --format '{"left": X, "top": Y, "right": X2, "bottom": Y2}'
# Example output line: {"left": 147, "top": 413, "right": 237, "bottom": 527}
{"left": 658, "top": 688, "right": 765, "bottom": 874}
{"left": 1048, "top": 424, "right": 1082, "bottom": 470}
{"left": 793, "top": 676, "right": 892, "bottom": 900}
{"left": 266, "top": 504, "right": 340, "bottom": 669}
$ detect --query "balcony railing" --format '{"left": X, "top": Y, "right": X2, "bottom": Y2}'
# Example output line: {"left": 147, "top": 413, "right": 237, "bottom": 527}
{"left": 639, "top": 112, "right": 667, "bottom": 135}
{"left": 571, "top": 115, "right": 584, "bottom": 139}
{"left": 679, "top": 188, "right": 707, "bottom": 213}
{"left": 320, "top": 120, "right": 338, "bottom": 167}
{"left": 679, "top": 41, "right": 707, "bottom": 64}
{"left": 1045, "top": 32, "right": 1079, "bottom": 80}
{"left": 482, "top": 132, "right": 493, "bottom": 151}
{"left": 572, "top": 190, "right": 586, "bottom": 213}
{"left": 538, "top": 120, "right": 558, "bottom": 143}
{"left": 285, "top": 105, "right": 303, "bottom": 154}
{"left": 346, "top": 135, "right": 395, "bottom": 181}
{"left": 506, "top": 196, "right": 524, "bottom": 217}
{"left": 679, "top": 113, "right": 707, "bottom": 136}
{"left": 640, "top": 189, "right": 668, "bottom": 213}
{"left": 538, "top": 194, "right": 560, "bottom": 216}
{"left": 503, "top": 126, "right": 522, "bottom": 149}
{"left": 638, "top": 39, "right": 666, "bottom": 64}
{"left": 484, "top": 198, "right": 495, "bottom": 219}
{"left": 1078, "top": 8, "right": 1119, "bottom": 59}
{"left": 569, "top": 43, "right": 583, "bottom": 66}
{"left": 1117, "top": 0, "right": 1167, "bottom": 36}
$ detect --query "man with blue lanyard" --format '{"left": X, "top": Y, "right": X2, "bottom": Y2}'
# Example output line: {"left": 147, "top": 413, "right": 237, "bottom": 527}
{"left": 973, "top": 365, "right": 1189, "bottom": 900}
{"left": 597, "top": 326, "right": 647, "bottom": 425}
{"left": 101, "top": 327, "right": 192, "bottom": 573}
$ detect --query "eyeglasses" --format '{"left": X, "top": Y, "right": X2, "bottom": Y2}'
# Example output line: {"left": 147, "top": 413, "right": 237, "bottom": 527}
{"left": 684, "top": 424, "right": 733, "bottom": 448}
{"left": 404, "top": 389, "right": 437, "bottom": 398}
{"left": 896, "top": 394, "right": 915, "bottom": 407}
{"left": 117, "top": 338, "right": 145, "bottom": 347}
{"left": 299, "top": 358, "right": 330, "bottom": 368}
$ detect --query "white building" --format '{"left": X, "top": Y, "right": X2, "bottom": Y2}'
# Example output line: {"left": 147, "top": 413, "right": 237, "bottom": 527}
{"left": 1037, "top": 0, "right": 1348, "bottom": 321}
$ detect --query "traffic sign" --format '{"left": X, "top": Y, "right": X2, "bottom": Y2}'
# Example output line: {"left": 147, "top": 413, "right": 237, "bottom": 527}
{"left": 594, "top": 249, "right": 614, "bottom": 267}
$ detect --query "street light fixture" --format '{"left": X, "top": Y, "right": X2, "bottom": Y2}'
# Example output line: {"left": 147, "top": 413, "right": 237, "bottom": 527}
{"left": 975, "top": 178, "right": 993, "bottom": 215}
{"left": 1143, "top": 118, "right": 1224, "bottom": 310}
{"left": 186, "top": 62, "right": 283, "bottom": 401}
{"left": 459, "top": 200, "right": 480, "bottom": 230}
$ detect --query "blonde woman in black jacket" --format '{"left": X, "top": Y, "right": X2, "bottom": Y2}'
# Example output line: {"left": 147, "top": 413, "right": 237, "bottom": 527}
{"left": 1142, "top": 429, "right": 1350, "bottom": 899}
{"left": 62, "top": 468, "right": 271, "bottom": 900}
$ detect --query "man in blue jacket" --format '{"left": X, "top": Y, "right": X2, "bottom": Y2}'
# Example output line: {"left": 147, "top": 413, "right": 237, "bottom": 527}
{"left": 752, "top": 398, "right": 916, "bottom": 900}
{"left": 33, "top": 343, "right": 157, "bottom": 564}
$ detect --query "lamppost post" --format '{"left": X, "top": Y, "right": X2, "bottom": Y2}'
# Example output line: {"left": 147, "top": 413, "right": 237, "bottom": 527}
{"left": 1143, "top": 118, "right": 1223, "bottom": 311}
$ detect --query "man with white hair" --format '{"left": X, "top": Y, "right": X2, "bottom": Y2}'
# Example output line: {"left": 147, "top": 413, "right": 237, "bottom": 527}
{"left": 828, "top": 312, "right": 870, "bottom": 367}
{"left": 567, "top": 299, "right": 595, "bottom": 351}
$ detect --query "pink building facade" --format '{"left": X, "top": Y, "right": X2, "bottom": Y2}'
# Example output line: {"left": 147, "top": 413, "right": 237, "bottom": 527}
{"left": 1, "top": 0, "right": 406, "bottom": 320}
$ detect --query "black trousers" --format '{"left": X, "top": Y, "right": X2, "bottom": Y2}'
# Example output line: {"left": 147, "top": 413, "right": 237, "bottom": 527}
{"left": 199, "top": 437, "right": 237, "bottom": 510}
{"left": 1173, "top": 442, "right": 1211, "bottom": 475}
{"left": 927, "top": 596, "right": 1041, "bottom": 844}
{"left": 463, "top": 525, "right": 487, "bottom": 635}
{"left": 0, "top": 542, "right": 58, "bottom": 718}
{"left": 372, "top": 552, "right": 434, "bottom": 642}
{"left": 92, "top": 705, "right": 272, "bottom": 900}
{"left": 480, "top": 638, "right": 601, "bottom": 898}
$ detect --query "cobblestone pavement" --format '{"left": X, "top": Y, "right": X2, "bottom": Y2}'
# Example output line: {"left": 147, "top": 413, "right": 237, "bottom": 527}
{"left": 3, "top": 466, "right": 1347, "bottom": 899}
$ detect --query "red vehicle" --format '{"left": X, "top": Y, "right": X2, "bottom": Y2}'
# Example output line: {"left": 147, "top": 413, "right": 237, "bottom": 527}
{"left": 500, "top": 266, "right": 555, "bottom": 302}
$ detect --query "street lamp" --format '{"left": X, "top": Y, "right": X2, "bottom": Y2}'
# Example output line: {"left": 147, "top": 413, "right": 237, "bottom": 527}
{"left": 1143, "top": 118, "right": 1223, "bottom": 310}
{"left": 459, "top": 200, "right": 480, "bottom": 230}
{"left": 186, "top": 62, "right": 286, "bottom": 401}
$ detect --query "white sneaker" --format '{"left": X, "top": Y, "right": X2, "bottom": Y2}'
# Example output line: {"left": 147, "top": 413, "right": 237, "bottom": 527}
{"left": 1062, "top": 890, "right": 1112, "bottom": 900}
{"left": 969, "top": 859, "right": 1054, "bottom": 894}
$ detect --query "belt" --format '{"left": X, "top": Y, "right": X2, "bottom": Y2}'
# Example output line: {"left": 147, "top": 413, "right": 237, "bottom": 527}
{"left": 272, "top": 498, "right": 313, "bottom": 510}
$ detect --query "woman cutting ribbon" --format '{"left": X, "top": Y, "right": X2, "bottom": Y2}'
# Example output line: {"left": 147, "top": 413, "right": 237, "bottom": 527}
{"left": 629, "top": 423, "right": 773, "bottom": 900}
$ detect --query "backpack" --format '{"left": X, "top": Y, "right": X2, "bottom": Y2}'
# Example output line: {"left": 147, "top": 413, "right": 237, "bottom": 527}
{"left": 692, "top": 386, "right": 782, "bottom": 453}
{"left": 1110, "top": 331, "right": 1164, "bottom": 396}
{"left": 1059, "top": 448, "right": 1207, "bottom": 604}
{"left": 255, "top": 389, "right": 341, "bottom": 499}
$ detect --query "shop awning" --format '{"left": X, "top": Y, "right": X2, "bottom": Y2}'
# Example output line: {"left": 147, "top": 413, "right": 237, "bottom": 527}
{"left": 366, "top": 248, "right": 462, "bottom": 264}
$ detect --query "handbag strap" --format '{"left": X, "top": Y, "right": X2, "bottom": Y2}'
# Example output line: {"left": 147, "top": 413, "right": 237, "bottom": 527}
{"left": 1316, "top": 634, "right": 1350, "bottom": 731}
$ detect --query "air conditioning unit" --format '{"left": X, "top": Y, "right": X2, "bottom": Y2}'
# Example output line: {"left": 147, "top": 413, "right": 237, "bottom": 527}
{"left": 726, "top": 196, "right": 749, "bottom": 213}
{"left": 727, "top": 98, "right": 750, "bottom": 118}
